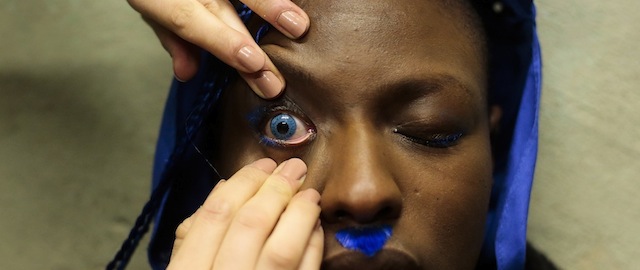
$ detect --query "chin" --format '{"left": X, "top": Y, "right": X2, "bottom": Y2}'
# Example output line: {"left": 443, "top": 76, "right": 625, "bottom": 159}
{"left": 321, "top": 249, "right": 421, "bottom": 270}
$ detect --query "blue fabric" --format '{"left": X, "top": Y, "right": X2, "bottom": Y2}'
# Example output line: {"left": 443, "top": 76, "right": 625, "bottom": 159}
{"left": 493, "top": 25, "right": 542, "bottom": 269}
{"left": 475, "top": 1, "right": 541, "bottom": 269}
{"left": 140, "top": 1, "right": 542, "bottom": 269}
{"left": 147, "top": 54, "right": 236, "bottom": 269}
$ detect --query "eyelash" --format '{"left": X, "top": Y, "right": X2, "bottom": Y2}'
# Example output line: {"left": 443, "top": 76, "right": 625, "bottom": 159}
{"left": 393, "top": 128, "right": 464, "bottom": 148}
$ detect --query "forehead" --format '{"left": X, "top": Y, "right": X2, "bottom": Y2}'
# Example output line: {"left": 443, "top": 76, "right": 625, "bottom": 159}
{"left": 258, "top": 0, "right": 485, "bottom": 103}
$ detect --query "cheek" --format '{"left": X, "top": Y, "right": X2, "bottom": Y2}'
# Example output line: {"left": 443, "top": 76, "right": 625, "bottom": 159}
{"left": 214, "top": 122, "right": 261, "bottom": 178}
{"left": 396, "top": 138, "right": 493, "bottom": 267}
{"left": 212, "top": 89, "right": 269, "bottom": 177}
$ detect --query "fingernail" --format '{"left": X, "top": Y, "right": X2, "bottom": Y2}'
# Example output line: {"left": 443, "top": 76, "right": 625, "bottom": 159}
{"left": 254, "top": 71, "right": 283, "bottom": 98}
{"left": 277, "top": 11, "right": 308, "bottom": 38}
{"left": 212, "top": 179, "right": 226, "bottom": 192}
{"left": 276, "top": 158, "right": 307, "bottom": 181}
{"left": 251, "top": 158, "right": 277, "bottom": 173}
{"left": 237, "top": 45, "right": 265, "bottom": 72}
{"left": 299, "top": 189, "right": 320, "bottom": 204}
{"left": 174, "top": 73, "right": 187, "bottom": 83}
{"left": 273, "top": 160, "right": 288, "bottom": 174}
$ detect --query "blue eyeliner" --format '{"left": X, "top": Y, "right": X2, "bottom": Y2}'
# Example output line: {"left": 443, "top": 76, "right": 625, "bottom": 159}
{"left": 257, "top": 135, "right": 284, "bottom": 148}
{"left": 246, "top": 105, "right": 268, "bottom": 128}
{"left": 246, "top": 105, "right": 289, "bottom": 148}
{"left": 335, "top": 225, "right": 393, "bottom": 257}
{"left": 427, "top": 132, "right": 464, "bottom": 148}
{"left": 246, "top": 105, "right": 282, "bottom": 147}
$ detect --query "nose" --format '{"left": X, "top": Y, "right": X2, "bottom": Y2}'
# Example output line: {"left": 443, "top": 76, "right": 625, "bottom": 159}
{"left": 317, "top": 123, "right": 403, "bottom": 225}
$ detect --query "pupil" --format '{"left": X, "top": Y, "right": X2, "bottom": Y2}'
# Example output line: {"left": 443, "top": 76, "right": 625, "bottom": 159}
{"left": 276, "top": 122, "right": 290, "bottom": 134}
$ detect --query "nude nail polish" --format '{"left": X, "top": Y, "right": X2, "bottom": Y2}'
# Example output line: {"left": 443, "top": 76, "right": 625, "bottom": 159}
{"left": 254, "top": 71, "right": 283, "bottom": 98}
{"left": 237, "top": 46, "right": 265, "bottom": 72}
{"left": 298, "top": 189, "right": 320, "bottom": 204}
{"left": 277, "top": 11, "right": 308, "bottom": 38}
{"left": 250, "top": 158, "right": 277, "bottom": 173}
{"left": 277, "top": 159, "right": 307, "bottom": 181}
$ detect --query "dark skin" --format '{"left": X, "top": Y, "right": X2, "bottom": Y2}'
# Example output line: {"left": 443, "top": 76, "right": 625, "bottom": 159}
{"left": 171, "top": 0, "right": 501, "bottom": 269}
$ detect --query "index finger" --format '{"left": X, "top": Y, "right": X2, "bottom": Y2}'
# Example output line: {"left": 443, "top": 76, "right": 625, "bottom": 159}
{"left": 130, "top": 0, "right": 284, "bottom": 98}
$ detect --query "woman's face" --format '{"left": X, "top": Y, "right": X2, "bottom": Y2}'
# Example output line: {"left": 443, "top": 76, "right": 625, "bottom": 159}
{"left": 213, "top": 0, "right": 493, "bottom": 268}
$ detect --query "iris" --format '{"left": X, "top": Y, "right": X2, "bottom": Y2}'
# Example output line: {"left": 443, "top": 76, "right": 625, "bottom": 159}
{"left": 269, "top": 113, "right": 297, "bottom": 140}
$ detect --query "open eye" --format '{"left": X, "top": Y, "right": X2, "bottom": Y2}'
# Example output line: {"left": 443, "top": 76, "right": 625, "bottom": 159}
{"left": 262, "top": 112, "right": 315, "bottom": 147}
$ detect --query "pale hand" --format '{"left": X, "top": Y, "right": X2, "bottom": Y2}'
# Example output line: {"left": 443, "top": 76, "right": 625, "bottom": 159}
{"left": 168, "top": 158, "right": 323, "bottom": 270}
{"left": 128, "top": 0, "right": 310, "bottom": 98}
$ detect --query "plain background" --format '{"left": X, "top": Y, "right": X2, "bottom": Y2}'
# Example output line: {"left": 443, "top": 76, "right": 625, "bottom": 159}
{"left": 1, "top": 0, "right": 638, "bottom": 269}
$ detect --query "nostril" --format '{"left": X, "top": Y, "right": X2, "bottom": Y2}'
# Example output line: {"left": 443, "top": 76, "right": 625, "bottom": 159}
{"left": 377, "top": 206, "right": 393, "bottom": 219}
{"left": 335, "top": 209, "right": 349, "bottom": 220}
{"left": 328, "top": 204, "right": 400, "bottom": 224}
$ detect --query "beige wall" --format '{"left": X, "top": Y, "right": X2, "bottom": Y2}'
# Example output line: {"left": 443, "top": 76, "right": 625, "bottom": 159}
{"left": 0, "top": 0, "right": 638, "bottom": 269}
{"left": 529, "top": 1, "right": 640, "bottom": 269}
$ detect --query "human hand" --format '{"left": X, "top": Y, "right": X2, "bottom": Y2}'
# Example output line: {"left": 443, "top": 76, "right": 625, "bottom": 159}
{"left": 168, "top": 158, "right": 323, "bottom": 269}
{"left": 128, "top": 0, "right": 310, "bottom": 98}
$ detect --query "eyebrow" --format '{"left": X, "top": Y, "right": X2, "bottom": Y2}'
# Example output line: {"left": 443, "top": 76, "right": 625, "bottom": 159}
{"left": 270, "top": 56, "right": 315, "bottom": 87}
{"left": 270, "top": 52, "right": 481, "bottom": 108}
{"left": 381, "top": 76, "right": 479, "bottom": 104}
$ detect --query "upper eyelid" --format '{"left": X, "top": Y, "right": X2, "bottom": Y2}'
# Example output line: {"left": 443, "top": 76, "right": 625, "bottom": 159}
{"left": 276, "top": 96, "right": 307, "bottom": 116}
{"left": 246, "top": 96, "right": 312, "bottom": 129}
{"left": 396, "top": 131, "right": 464, "bottom": 148}
{"left": 254, "top": 96, "right": 308, "bottom": 118}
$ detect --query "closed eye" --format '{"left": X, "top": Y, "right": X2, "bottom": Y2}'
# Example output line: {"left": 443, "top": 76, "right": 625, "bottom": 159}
{"left": 393, "top": 128, "right": 463, "bottom": 148}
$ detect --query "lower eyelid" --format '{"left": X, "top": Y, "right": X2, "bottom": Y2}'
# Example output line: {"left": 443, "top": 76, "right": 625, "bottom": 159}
{"left": 278, "top": 130, "right": 316, "bottom": 145}
{"left": 259, "top": 131, "right": 316, "bottom": 148}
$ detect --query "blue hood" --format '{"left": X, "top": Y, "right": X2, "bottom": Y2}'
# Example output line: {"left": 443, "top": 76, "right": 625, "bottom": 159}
{"left": 109, "top": 1, "right": 541, "bottom": 269}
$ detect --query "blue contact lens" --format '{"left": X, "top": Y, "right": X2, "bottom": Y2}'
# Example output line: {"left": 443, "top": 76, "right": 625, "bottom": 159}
{"left": 269, "top": 113, "right": 297, "bottom": 140}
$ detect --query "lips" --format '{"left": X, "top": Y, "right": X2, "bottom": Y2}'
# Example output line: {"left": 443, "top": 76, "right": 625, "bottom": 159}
{"left": 335, "top": 225, "right": 393, "bottom": 257}
{"left": 323, "top": 226, "right": 420, "bottom": 270}
{"left": 321, "top": 249, "right": 421, "bottom": 270}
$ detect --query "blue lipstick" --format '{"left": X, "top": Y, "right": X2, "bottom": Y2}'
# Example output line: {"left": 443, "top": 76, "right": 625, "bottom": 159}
{"left": 335, "top": 225, "right": 393, "bottom": 257}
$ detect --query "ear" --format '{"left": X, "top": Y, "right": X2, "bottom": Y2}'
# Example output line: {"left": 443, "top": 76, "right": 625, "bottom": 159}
{"left": 489, "top": 105, "right": 502, "bottom": 135}
{"left": 488, "top": 105, "right": 503, "bottom": 172}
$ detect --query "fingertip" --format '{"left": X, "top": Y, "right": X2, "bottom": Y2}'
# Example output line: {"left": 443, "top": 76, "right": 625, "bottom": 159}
{"left": 315, "top": 218, "right": 322, "bottom": 232}
{"left": 286, "top": 158, "right": 307, "bottom": 170}
{"left": 296, "top": 188, "right": 321, "bottom": 204}
{"left": 236, "top": 45, "right": 266, "bottom": 73}
{"left": 272, "top": 158, "right": 307, "bottom": 184}
{"left": 247, "top": 70, "right": 285, "bottom": 99}
{"left": 172, "top": 47, "right": 199, "bottom": 82}
{"left": 250, "top": 158, "right": 278, "bottom": 173}
{"left": 276, "top": 10, "right": 310, "bottom": 39}
{"left": 212, "top": 179, "right": 227, "bottom": 192}
{"left": 173, "top": 68, "right": 193, "bottom": 82}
